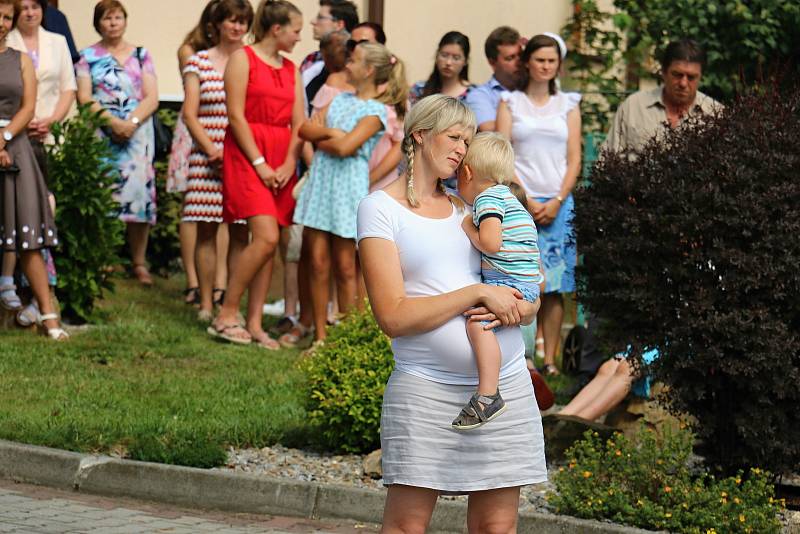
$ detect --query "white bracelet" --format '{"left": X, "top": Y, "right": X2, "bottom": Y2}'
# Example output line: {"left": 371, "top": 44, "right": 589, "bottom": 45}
{"left": 251, "top": 156, "right": 266, "bottom": 167}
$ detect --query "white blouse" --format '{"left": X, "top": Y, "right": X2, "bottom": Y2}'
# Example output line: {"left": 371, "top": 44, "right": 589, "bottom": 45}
{"left": 502, "top": 90, "right": 581, "bottom": 198}
{"left": 357, "top": 190, "right": 527, "bottom": 385}
{"left": 7, "top": 27, "right": 77, "bottom": 143}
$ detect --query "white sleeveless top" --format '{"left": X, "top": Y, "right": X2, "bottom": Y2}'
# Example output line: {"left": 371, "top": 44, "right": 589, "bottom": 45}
{"left": 502, "top": 90, "right": 581, "bottom": 197}
{"left": 356, "top": 190, "right": 527, "bottom": 385}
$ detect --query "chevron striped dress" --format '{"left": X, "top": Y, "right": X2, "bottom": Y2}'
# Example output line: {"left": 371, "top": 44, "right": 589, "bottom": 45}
{"left": 181, "top": 51, "right": 229, "bottom": 223}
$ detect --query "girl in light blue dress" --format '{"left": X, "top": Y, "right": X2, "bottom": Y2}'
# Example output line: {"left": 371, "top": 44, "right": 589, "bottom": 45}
{"left": 295, "top": 41, "right": 407, "bottom": 340}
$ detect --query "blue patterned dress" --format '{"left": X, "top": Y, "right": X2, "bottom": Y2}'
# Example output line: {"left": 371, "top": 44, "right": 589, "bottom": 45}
{"left": 76, "top": 44, "right": 156, "bottom": 224}
{"left": 294, "top": 93, "right": 386, "bottom": 239}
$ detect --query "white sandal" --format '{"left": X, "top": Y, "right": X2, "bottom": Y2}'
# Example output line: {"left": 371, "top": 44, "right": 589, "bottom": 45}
{"left": 535, "top": 337, "right": 545, "bottom": 359}
{"left": 37, "top": 312, "right": 69, "bottom": 341}
{"left": 0, "top": 283, "right": 22, "bottom": 311}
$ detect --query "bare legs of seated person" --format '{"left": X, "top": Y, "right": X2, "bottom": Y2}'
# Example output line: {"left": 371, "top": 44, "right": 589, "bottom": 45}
{"left": 559, "top": 358, "right": 634, "bottom": 421}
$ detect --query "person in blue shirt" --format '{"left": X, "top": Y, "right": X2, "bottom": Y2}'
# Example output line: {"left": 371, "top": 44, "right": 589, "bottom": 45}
{"left": 465, "top": 26, "right": 522, "bottom": 132}
{"left": 43, "top": 2, "right": 78, "bottom": 63}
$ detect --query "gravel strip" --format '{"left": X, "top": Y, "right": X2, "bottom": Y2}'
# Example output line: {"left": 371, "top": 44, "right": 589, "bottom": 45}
{"left": 215, "top": 445, "right": 556, "bottom": 514}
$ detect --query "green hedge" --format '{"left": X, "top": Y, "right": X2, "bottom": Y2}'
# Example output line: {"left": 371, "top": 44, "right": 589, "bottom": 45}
{"left": 48, "top": 104, "right": 124, "bottom": 321}
{"left": 299, "top": 306, "right": 393, "bottom": 453}
{"left": 550, "top": 427, "right": 784, "bottom": 533}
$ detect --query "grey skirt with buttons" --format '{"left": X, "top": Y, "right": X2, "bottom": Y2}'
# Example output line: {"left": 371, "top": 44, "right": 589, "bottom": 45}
{"left": 1, "top": 134, "right": 57, "bottom": 252}
{"left": 381, "top": 367, "right": 548, "bottom": 493}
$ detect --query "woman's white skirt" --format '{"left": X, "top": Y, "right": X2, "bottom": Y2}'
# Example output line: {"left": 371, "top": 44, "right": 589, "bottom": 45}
{"left": 381, "top": 368, "right": 547, "bottom": 493}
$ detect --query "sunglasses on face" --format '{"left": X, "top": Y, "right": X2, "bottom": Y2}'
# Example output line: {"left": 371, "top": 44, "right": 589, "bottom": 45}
{"left": 346, "top": 38, "right": 369, "bottom": 53}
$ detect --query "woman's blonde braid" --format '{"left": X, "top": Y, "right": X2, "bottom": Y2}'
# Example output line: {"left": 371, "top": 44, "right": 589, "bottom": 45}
{"left": 403, "top": 136, "right": 419, "bottom": 207}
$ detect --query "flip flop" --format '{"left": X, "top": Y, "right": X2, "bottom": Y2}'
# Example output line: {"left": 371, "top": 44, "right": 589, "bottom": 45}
{"left": 207, "top": 322, "right": 251, "bottom": 344}
{"left": 250, "top": 330, "right": 280, "bottom": 351}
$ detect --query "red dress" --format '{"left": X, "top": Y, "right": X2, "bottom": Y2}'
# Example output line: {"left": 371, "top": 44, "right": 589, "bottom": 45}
{"left": 222, "top": 46, "right": 297, "bottom": 225}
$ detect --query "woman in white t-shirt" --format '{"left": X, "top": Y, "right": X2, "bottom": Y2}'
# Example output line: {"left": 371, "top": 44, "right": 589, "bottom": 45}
{"left": 496, "top": 33, "right": 582, "bottom": 377}
{"left": 357, "top": 94, "right": 546, "bottom": 530}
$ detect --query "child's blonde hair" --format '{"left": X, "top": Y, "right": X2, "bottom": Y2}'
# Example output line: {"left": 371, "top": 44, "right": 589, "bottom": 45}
{"left": 463, "top": 132, "right": 515, "bottom": 185}
{"left": 464, "top": 131, "right": 530, "bottom": 212}
{"left": 402, "top": 94, "right": 476, "bottom": 207}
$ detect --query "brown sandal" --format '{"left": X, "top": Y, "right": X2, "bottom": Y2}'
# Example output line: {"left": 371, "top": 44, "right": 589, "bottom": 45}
{"left": 132, "top": 264, "right": 153, "bottom": 287}
{"left": 207, "top": 322, "right": 251, "bottom": 344}
{"left": 250, "top": 330, "right": 280, "bottom": 351}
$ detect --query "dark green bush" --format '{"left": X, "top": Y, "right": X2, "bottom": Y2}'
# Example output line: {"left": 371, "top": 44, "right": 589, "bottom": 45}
{"left": 141, "top": 108, "right": 183, "bottom": 276}
{"left": 573, "top": 85, "right": 800, "bottom": 475}
{"left": 47, "top": 104, "right": 125, "bottom": 321}
{"left": 549, "top": 427, "right": 784, "bottom": 533}
{"left": 298, "top": 306, "right": 393, "bottom": 453}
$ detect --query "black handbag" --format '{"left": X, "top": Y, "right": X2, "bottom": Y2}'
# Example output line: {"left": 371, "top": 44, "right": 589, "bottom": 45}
{"left": 135, "top": 47, "right": 172, "bottom": 162}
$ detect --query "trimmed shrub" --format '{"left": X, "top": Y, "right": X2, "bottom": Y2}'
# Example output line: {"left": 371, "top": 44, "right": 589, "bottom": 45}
{"left": 47, "top": 104, "right": 125, "bottom": 321}
{"left": 549, "top": 427, "right": 784, "bottom": 533}
{"left": 298, "top": 306, "right": 393, "bottom": 453}
{"left": 573, "top": 85, "right": 800, "bottom": 475}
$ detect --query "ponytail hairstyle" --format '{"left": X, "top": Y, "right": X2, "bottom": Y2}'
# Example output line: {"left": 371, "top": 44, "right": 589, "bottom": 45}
{"left": 252, "top": 0, "right": 301, "bottom": 42}
{"left": 518, "top": 34, "right": 562, "bottom": 95}
{"left": 357, "top": 42, "right": 409, "bottom": 120}
{"left": 422, "top": 31, "right": 471, "bottom": 99}
{"left": 401, "top": 94, "right": 476, "bottom": 208}
{"left": 181, "top": 0, "right": 221, "bottom": 51}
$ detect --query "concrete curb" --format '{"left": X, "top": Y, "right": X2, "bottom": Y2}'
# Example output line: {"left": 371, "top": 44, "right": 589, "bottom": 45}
{"left": 0, "top": 439, "right": 652, "bottom": 533}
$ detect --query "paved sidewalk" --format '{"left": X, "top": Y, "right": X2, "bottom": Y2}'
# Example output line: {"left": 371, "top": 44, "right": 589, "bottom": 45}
{"left": 0, "top": 479, "right": 380, "bottom": 534}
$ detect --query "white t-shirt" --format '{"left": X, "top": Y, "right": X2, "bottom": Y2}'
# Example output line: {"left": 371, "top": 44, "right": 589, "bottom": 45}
{"left": 502, "top": 90, "right": 581, "bottom": 198}
{"left": 356, "top": 190, "right": 527, "bottom": 385}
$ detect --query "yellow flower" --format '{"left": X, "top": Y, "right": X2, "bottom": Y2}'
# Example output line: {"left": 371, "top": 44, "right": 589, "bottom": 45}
{"left": 636, "top": 499, "right": 644, "bottom": 506}
{"left": 734, "top": 497, "right": 741, "bottom": 504}
{"left": 721, "top": 491, "right": 728, "bottom": 497}
{"left": 615, "top": 450, "right": 622, "bottom": 456}
{"left": 558, "top": 467, "right": 564, "bottom": 472}
{"left": 583, "top": 471, "right": 592, "bottom": 478}
{"left": 735, "top": 478, "right": 741, "bottom": 484}
{"left": 664, "top": 486, "right": 672, "bottom": 493}
{"left": 739, "top": 514, "right": 746, "bottom": 523}
{"left": 608, "top": 489, "right": 615, "bottom": 496}
{"left": 665, "top": 512, "right": 672, "bottom": 518}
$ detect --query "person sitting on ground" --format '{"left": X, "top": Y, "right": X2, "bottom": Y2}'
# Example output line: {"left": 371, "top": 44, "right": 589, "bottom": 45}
{"left": 452, "top": 131, "right": 543, "bottom": 430}
{"left": 559, "top": 348, "right": 659, "bottom": 422}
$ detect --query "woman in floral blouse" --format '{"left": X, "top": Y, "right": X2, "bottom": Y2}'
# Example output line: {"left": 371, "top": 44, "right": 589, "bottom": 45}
{"left": 76, "top": 0, "right": 159, "bottom": 285}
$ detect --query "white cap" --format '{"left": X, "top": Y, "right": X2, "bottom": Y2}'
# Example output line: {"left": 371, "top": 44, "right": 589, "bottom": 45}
{"left": 543, "top": 32, "right": 567, "bottom": 59}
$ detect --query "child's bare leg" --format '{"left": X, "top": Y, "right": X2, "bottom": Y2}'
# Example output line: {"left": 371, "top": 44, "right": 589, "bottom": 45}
{"left": 467, "top": 319, "right": 501, "bottom": 396}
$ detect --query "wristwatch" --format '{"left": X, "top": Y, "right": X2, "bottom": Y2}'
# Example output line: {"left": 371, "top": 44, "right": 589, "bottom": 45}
{"left": 130, "top": 116, "right": 141, "bottom": 126}
{"left": 2, "top": 130, "right": 12, "bottom": 143}
{"left": 555, "top": 195, "right": 565, "bottom": 204}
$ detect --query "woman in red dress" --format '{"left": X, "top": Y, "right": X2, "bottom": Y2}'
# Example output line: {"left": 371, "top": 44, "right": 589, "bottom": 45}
{"left": 209, "top": 0, "right": 304, "bottom": 347}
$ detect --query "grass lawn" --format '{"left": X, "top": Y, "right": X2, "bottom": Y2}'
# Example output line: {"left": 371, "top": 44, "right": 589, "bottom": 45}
{"left": 0, "top": 275, "right": 308, "bottom": 468}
